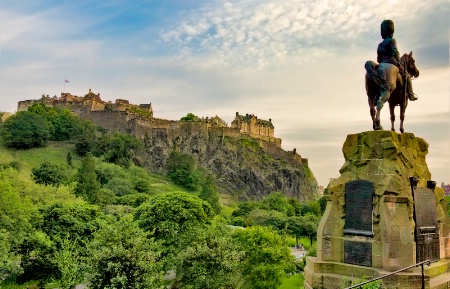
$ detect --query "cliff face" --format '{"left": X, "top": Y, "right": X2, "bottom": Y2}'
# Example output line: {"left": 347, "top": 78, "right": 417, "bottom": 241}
{"left": 140, "top": 124, "right": 319, "bottom": 202}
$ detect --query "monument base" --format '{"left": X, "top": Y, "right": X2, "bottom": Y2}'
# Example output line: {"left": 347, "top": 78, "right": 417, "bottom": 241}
{"left": 305, "top": 131, "right": 450, "bottom": 288}
{"left": 305, "top": 257, "right": 450, "bottom": 289}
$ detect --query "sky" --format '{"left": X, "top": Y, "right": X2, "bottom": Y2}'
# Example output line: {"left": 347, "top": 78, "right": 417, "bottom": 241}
{"left": 0, "top": 0, "right": 448, "bottom": 187}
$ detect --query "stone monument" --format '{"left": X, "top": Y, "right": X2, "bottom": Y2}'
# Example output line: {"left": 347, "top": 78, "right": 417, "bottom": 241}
{"left": 304, "top": 130, "right": 450, "bottom": 289}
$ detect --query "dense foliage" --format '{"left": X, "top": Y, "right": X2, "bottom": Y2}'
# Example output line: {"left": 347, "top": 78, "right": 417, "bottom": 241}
{"left": 0, "top": 106, "right": 322, "bottom": 289}
{"left": 0, "top": 111, "right": 51, "bottom": 149}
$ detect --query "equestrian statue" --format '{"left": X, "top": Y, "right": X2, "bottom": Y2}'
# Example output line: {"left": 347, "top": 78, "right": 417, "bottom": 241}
{"left": 365, "top": 19, "right": 419, "bottom": 133}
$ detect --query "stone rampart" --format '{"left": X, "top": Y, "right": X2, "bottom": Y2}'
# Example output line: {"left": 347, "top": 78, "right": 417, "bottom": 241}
{"left": 1, "top": 112, "right": 11, "bottom": 122}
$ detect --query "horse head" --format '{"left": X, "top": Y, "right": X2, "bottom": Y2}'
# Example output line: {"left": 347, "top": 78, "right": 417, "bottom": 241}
{"left": 401, "top": 51, "right": 419, "bottom": 78}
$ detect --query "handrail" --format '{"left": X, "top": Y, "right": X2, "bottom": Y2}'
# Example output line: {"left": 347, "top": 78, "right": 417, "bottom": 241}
{"left": 344, "top": 260, "right": 431, "bottom": 289}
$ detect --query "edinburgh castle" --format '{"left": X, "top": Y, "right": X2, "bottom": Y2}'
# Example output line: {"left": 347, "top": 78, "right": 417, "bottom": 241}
{"left": 17, "top": 89, "right": 309, "bottom": 167}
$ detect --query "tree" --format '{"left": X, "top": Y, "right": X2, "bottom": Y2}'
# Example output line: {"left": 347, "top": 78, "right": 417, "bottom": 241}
{"left": 74, "top": 119, "right": 97, "bottom": 156}
{"left": 287, "top": 216, "right": 304, "bottom": 248}
{"left": 18, "top": 202, "right": 103, "bottom": 284}
{"left": 31, "top": 162, "right": 67, "bottom": 186}
{"left": 246, "top": 209, "right": 287, "bottom": 232}
{"left": 0, "top": 229, "right": 22, "bottom": 282}
{"left": 0, "top": 111, "right": 51, "bottom": 149}
{"left": 232, "top": 226, "right": 295, "bottom": 289}
{"left": 86, "top": 216, "right": 164, "bottom": 289}
{"left": 303, "top": 214, "right": 319, "bottom": 246}
{"left": 180, "top": 113, "right": 199, "bottom": 122}
{"left": 134, "top": 192, "right": 214, "bottom": 263}
{"left": 53, "top": 238, "right": 84, "bottom": 289}
{"left": 103, "top": 132, "right": 142, "bottom": 168}
{"left": 261, "top": 192, "right": 292, "bottom": 215}
{"left": 166, "top": 151, "right": 201, "bottom": 191}
{"left": 28, "top": 104, "right": 78, "bottom": 141}
{"left": 173, "top": 222, "right": 243, "bottom": 289}
{"left": 75, "top": 153, "right": 101, "bottom": 203}
{"left": 199, "top": 173, "right": 221, "bottom": 214}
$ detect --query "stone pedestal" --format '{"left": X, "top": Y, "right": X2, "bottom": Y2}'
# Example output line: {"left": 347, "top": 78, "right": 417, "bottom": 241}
{"left": 305, "top": 131, "right": 450, "bottom": 289}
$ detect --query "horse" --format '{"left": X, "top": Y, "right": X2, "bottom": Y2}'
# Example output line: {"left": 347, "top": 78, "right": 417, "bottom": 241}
{"left": 364, "top": 52, "right": 419, "bottom": 133}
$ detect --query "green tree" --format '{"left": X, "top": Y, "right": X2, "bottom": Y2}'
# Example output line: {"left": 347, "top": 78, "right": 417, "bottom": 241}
{"left": 303, "top": 214, "right": 319, "bottom": 246}
{"left": 180, "top": 112, "right": 199, "bottom": 122}
{"left": 18, "top": 202, "right": 103, "bottom": 284}
{"left": 173, "top": 221, "right": 243, "bottom": 289}
{"left": 0, "top": 111, "right": 51, "bottom": 149}
{"left": 75, "top": 153, "right": 101, "bottom": 203}
{"left": 74, "top": 119, "right": 97, "bottom": 156}
{"left": 54, "top": 238, "right": 84, "bottom": 289}
{"left": 261, "top": 192, "right": 292, "bottom": 215}
{"left": 31, "top": 162, "right": 67, "bottom": 186}
{"left": 0, "top": 229, "right": 22, "bottom": 282}
{"left": 166, "top": 151, "right": 201, "bottom": 191}
{"left": 86, "top": 216, "right": 164, "bottom": 289}
{"left": 134, "top": 192, "right": 214, "bottom": 262}
{"left": 66, "top": 152, "right": 73, "bottom": 167}
{"left": 199, "top": 173, "right": 221, "bottom": 214}
{"left": 232, "top": 226, "right": 295, "bottom": 289}
{"left": 103, "top": 132, "right": 142, "bottom": 168}
{"left": 246, "top": 209, "right": 287, "bottom": 232}
{"left": 287, "top": 216, "right": 304, "bottom": 248}
{"left": 28, "top": 104, "right": 78, "bottom": 141}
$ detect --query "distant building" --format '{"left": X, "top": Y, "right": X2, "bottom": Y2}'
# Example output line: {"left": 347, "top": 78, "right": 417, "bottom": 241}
{"left": 442, "top": 183, "right": 450, "bottom": 196}
{"left": 0, "top": 112, "right": 11, "bottom": 123}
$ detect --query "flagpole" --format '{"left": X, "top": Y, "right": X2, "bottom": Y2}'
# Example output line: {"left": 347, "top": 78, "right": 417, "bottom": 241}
{"left": 64, "top": 79, "right": 66, "bottom": 93}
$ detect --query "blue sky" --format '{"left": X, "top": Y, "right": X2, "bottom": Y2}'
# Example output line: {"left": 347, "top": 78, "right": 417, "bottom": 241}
{"left": 0, "top": 0, "right": 448, "bottom": 186}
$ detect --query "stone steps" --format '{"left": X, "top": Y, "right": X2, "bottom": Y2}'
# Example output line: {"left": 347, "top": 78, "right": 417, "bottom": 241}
{"left": 429, "top": 272, "right": 450, "bottom": 289}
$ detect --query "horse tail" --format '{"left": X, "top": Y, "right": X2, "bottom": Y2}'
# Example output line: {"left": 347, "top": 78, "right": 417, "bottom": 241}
{"left": 364, "top": 60, "right": 388, "bottom": 91}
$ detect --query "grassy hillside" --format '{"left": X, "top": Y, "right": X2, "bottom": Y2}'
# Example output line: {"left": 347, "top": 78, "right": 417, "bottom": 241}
{"left": 0, "top": 142, "right": 189, "bottom": 196}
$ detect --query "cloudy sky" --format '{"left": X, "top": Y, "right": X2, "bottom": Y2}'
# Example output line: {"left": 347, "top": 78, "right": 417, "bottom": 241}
{"left": 0, "top": 0, "right": 448, "bottom": 187}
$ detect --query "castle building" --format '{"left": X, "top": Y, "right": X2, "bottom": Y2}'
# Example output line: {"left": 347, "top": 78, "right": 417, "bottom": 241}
{"left": 15, "top": 91, "right": 309, "bottom": 165}
{"left": 17, "top": 89, "right": 152, "bottom": 117}
{"left": 231, "top": 112, "right": 274, "bottom": 137}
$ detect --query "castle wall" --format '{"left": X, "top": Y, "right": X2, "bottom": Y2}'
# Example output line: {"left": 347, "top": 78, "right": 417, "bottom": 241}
{"left": 1, "top": 112, "right": 11, "bottom": 122}
{"left": 84, "top": 111, "right": 129, "bottom": 134}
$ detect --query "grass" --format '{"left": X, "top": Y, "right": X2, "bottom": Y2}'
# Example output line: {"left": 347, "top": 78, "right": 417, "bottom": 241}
{"left": 280, "top": 274, "right": 304, "bottom": 289}
{"left": 0, "top": 142, "right": 192, "bottom": 196}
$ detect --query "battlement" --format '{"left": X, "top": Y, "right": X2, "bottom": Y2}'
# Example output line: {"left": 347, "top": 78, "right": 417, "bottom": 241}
{"left": 16, "top": 90, "right": 309, "bottom": 167}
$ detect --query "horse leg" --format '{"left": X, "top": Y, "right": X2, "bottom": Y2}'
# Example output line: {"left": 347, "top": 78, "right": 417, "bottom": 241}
{"left": 389, "top": 102, "right": 396, "bottom": 132}
{"left": 399, "top": 103, "right": 406, "bottom": 133}
{"left": 375, "top": 106, "right": 383, "bottom": 130}
{"left": 369, "top": 98, "right": 377, "bottom": 130}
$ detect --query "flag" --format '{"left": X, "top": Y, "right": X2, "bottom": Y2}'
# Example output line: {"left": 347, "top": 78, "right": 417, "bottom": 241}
{"left": 65, "top": 79, "right": 69, "bottom": 83}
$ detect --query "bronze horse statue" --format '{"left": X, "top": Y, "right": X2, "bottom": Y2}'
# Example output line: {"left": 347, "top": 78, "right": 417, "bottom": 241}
{"left": 365, "top": 52, "right": 419, "bottom": 133}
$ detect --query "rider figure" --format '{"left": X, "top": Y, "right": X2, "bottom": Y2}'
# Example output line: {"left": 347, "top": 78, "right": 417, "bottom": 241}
{"left": 377, "top": 19, "right": 418, "bottom": 101}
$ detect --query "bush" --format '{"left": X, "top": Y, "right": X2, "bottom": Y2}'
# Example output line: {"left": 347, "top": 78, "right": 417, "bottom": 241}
{"left": 166, "top": 151, "right": 201, "bottom": 191}
{"left": 31, "top": 162, "right": 67, "bottom": 186}
{"left": 0, "top": 111, "right": 51, "bottom": 149}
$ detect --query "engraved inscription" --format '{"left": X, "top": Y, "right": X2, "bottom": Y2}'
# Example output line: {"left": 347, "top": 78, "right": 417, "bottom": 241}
{"left": 344, "top": 180, "right": 374, "bottom": 236}
{"left": 344, "top": 241, "right": 372, "bottom": 267}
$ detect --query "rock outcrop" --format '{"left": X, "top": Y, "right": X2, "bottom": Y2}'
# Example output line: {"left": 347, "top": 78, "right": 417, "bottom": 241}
{"left": 140, "top": 124, "right": 319, "bottom": 201}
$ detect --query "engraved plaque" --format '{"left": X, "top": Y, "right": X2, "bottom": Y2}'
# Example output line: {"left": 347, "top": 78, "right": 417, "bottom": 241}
{"left": 414, "top": 187, "right": 437, "bottom": 230}
{"left": 344, "top": 241, "right": 372, "bottom": 267}
{"left": 344, "top": 180, "right": 374, "bottom": 236}
{"left": 413, "top": 186, "right": 440, "bottom": 262}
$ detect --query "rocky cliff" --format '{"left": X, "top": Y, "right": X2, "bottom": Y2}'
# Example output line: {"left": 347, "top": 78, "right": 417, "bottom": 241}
{"left": 139, "top": 123, "right": 319, "bottom": 201}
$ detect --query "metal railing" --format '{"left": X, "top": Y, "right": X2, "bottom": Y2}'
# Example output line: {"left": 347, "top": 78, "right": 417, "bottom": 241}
{"left": 344, "top": 260, "right": 431, "bottom": 289}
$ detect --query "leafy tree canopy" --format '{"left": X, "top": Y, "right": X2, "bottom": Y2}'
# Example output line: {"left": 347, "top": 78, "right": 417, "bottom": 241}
{"left": 86, "top": 216, "right": 164, "bottom": 289}
{"left": 166, "top": 151, "right": 201, "bottom": 191}
{"left": 134, "top": 192, "right": 214, "bottom": 258}
{"left": 180, "top": 112, "right": 199, "bottom": 122}
{"left": 0, "top": 111, "right": 51, "bottom": 149}
{"left": 232, "top": 226, "right": 294, "bottom": 289}
{"left": 32, "top": 162, "right": 68, "bottom": 186}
